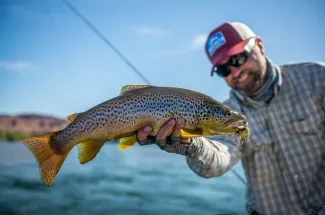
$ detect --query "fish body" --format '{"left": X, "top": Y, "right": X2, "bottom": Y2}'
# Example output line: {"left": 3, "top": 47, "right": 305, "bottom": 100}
{"left": 21, "top": 85, "right": 250, "bottom": 185}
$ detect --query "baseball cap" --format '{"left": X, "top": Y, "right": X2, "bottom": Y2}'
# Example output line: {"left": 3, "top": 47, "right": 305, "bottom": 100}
{"left": 205, "top": 22, "right": 256, "bottom": 76}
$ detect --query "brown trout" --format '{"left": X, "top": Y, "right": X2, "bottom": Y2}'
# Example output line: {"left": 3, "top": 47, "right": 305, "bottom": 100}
{"left": 21, "top": 85, "right": 250, "bottom": 185}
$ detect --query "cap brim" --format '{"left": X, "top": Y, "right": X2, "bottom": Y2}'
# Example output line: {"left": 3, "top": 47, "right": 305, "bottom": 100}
{"left": 210, "top": 40, "right": 248, "bottom": 76}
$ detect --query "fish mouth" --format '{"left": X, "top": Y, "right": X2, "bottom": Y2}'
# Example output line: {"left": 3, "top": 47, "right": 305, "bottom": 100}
{"left": 202, "top": 111, "right": 249, "bottom": 138}
{"left": 212, "top": 112, "right": 249, "bottom": 139}
{"left": 222, "top": 112, "right": 247, "bottom": 129}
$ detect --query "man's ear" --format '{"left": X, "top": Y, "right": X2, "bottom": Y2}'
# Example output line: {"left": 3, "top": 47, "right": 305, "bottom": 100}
{"left": 256, "top": 36, "right": 265, "bottom": 55}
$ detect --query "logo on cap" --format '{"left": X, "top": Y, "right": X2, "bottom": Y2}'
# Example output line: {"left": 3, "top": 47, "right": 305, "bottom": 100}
{"left": 207, "top": 31, "right": 226, "bottom": 56}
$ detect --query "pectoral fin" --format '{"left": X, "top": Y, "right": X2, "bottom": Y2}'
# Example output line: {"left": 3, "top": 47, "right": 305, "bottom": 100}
{"left": 181, "top": 128, "right": 203, "bottom": 137}
{"left": 119, "top": 135, "right": 137, "bottom": 150}
{"left": 77, "top": 139, "right": 106, "bottom": 164}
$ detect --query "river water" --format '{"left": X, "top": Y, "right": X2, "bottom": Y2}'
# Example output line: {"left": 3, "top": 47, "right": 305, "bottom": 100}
{"left": 0, "top": 141, "right": 247, "bottom": 215}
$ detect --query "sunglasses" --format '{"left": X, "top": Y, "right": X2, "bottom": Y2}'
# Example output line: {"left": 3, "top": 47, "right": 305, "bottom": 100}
{"left": 213, "top": 38, "right": 256, "bottom": 78}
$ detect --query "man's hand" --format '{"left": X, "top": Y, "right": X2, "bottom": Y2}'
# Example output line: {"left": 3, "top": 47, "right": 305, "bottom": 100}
{"left": 137, "top": 118, "right": 192, "bottom": 155}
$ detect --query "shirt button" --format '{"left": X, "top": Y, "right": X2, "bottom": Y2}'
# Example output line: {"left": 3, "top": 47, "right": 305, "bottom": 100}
{"left": 294, "top": 175, "right": 298, "bottom": 179}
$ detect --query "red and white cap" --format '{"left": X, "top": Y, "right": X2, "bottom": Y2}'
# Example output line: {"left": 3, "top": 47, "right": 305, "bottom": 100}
{"left": 205, "top": 22, "right": 256, "bottom": 76}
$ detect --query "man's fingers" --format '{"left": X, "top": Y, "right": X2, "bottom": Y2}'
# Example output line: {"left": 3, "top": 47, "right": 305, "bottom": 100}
{"left": 137, "top": 126, "right": 152, "bottom": 142}
{"left": 156, "top": 119, "right": 176, "bottom": 140}
{"left": 181, "top": 138, "right": 191, "bottom": 143}
{"left": 172, "top": 118, "right": 185, "bottom": 137}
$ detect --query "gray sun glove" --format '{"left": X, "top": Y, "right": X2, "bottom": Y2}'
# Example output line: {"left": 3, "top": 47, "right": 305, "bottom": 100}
{"left": 137, "top": 135, "right": 202, "bottom": 156}
{"left": 137, "top": 136, "right": 156, "bottom": 146}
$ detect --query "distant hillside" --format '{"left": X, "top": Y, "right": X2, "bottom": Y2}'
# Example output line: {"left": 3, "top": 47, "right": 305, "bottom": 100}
{"left": 0, "top": 114, "right": 69, "bottom": 141}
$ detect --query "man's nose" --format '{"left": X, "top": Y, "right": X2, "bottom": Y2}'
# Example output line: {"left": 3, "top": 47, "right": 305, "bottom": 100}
{"left": 230, "top": 66, "right": 242, "bottom": 78}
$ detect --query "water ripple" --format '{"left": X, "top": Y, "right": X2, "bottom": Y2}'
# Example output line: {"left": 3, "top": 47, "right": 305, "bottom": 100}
{"left": 0, "top": 143, "right": 247, "bottom": 215}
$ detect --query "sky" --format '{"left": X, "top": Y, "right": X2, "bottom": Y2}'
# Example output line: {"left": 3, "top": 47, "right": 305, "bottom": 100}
{"left": 1, "top": 0, "right": 324, "bottom": 119}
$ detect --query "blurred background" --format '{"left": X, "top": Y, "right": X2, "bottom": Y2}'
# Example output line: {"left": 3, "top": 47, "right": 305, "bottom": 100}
{"left": 0, "top": 0, "right": 324, "bottom": 214}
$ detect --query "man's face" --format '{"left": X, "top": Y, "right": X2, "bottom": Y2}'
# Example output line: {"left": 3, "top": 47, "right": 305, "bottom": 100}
{"left": 218, "top": 39, "right": 268, "bottom": 95}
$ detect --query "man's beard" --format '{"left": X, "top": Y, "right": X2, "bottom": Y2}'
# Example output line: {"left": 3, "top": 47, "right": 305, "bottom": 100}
{"left": 234, "top": 69, "right": 266, "bottom": 95}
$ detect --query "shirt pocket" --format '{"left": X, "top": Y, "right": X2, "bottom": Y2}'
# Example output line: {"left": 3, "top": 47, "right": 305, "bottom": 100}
{"left": 288, "top": 109, "right": 325, "bottom": 136}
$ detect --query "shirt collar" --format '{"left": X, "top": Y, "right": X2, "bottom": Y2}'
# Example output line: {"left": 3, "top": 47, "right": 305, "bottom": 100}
{"left": 231, "top": 57, "right": 282, "bottom": 108}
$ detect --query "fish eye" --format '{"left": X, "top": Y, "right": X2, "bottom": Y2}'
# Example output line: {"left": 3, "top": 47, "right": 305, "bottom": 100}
{"left": 227, "top": 112, "right": 232, "bottom": 117}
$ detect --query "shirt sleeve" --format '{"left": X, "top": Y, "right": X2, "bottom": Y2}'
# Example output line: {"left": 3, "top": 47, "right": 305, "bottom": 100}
{"left": 185, "top": 135, "right": 243, "bottom": 178}
{"left": 185, "top": 136, "right": 261, "bottom": 214}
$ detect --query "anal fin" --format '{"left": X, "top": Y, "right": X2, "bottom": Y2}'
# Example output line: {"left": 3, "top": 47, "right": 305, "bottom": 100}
{"left": 78, "top": 139, "right": 106, "bottom": 164}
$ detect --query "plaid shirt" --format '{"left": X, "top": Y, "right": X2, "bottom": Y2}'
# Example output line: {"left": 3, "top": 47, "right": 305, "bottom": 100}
{"left": 186, "top": 60, "right": 325, "bottom": 215}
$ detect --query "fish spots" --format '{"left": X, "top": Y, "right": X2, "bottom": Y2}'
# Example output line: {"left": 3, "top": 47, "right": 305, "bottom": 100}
{"left": 57, "top": 86, "right": 235, "bottom": 142}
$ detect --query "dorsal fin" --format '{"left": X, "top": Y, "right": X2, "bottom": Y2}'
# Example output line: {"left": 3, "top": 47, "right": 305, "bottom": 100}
{"left": 120, "top": 85, "right": 152, "bottom": 96}
{"left": 67, "top": 113, "right": 80, "bottom": 123}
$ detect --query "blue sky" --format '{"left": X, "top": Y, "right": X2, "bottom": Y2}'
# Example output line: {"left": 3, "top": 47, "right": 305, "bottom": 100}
{"left": 1, "top": 0, "right": 324, "bottom": 119}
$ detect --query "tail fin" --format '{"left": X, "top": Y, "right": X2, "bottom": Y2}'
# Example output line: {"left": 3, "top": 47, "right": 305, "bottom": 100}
{"left": 20, "top": 131, "right": 72, "bottom": 185}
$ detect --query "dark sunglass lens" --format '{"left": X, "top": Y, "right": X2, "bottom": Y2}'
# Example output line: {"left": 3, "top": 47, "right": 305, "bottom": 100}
{"left": 214, "top": 65, "right": 230, "bottom": 77}
{"left": 231, "top": 52, "right": 248, "bottom": 67}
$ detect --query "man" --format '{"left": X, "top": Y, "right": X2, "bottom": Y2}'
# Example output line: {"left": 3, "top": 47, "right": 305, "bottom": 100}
{"left": 137, "top": 22, "right": 325, "bottom": 215}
